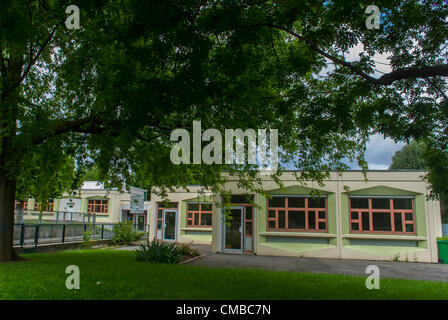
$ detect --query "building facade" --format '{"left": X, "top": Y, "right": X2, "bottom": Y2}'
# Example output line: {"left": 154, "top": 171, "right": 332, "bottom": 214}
{"left": 15, "top": 181, "right": 151, "bottom": 231}
{"left": 149, "top": 171, "right": 442, "bottom": 263}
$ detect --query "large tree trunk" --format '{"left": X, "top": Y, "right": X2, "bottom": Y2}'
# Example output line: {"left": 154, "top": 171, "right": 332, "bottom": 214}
{"left": 0, "top": 172, "right": 18, "bottom": 262}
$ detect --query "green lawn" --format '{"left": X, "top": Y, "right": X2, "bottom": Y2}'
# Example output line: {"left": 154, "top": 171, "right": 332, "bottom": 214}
{"left": 1, "top": 249, "right": 448, "bottom": 300}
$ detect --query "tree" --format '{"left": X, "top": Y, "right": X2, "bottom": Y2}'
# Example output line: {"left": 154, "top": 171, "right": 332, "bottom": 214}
{"left": 389, "top": 141, "right": 426, "bottom": 170}
{"left": 1, "top": 1, "right": 448, "bottom": 262}
{"left": 389, "top": 141, "right": 448, "bottom": 223}
{"left": 390, "top": 141, "right": 448, "bottom": 199}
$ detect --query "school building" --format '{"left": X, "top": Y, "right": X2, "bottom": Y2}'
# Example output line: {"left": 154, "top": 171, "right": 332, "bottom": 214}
{"left": 148, "top": 171, "right": 442, "bottom": 263}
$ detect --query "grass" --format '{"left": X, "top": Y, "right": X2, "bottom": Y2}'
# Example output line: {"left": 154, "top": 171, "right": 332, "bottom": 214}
{"left": 0, "top": 249, "right": 448, "bottom": 300}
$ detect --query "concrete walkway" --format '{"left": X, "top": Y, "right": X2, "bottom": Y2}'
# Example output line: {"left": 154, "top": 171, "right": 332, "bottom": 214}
{"left": 186, "top": 245, "right": 448, "bottom": 282}
{"left": 116, "top": 244, "right": 448, "bottom": 282}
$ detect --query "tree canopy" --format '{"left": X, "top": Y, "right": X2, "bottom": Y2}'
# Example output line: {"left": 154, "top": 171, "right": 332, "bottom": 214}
{"left": 1, "top": 0, "right": 447, "bottom": 261}
{"left": 389, "top": 140, "right": 426, "bottom": 170}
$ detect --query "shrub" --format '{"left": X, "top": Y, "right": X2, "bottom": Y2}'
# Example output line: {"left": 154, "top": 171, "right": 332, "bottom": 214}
{"left": 176, "top": 243, "right": 200, "bottom": 257}
{"left": 111, "top": 221, "right": 143, "bottom": 245}
{"left": 81, "top": 231, "right": 94, "bottom": 249}
{"left": 135, "top": 241, "right": 182, "bottom": 264}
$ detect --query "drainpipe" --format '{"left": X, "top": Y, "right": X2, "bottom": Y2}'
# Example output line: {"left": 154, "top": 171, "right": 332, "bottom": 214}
{"left": 425, "top": 180, "right": 435, "bottom": 262}
{"left": 336, "top": 173, "right": 342, "bottom": 259}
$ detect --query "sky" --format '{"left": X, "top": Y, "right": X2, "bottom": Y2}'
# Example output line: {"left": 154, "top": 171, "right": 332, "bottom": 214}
{"left": 330, "top": 41, "right": 406, "bottom": 170}
{"left": 347, "top": 134, "right": 405, "bottom": 170}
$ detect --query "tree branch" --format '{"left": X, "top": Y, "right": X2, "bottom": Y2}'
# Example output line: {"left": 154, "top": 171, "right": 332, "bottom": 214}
{"left": 29, "top": 117, "right": 119, "bottom": 146}
{"left": 0, "top": 47, "right": 6, "bottom": 76}
{"left": 259, "top": 23, "right": 448, "bottom": 86}
{"left": 19, "top": 22, "right": 61, "bottom": 84}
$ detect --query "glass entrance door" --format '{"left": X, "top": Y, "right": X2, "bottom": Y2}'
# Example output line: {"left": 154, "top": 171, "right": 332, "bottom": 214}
{"left": 224, "top": 207, "right": 243, "bottom": 252}
{"left": 163, "top": 210, "right": 177, "bottom": 240}
{"left": 137, "top": 215, "right": 145, "bottom": 232}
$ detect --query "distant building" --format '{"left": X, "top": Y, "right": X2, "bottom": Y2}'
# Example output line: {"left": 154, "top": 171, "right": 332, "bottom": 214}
{"left": 15, "top": 181, "right": 150, "bottom": 232}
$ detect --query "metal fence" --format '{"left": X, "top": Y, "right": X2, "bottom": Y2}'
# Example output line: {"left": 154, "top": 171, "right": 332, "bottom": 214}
{"left": 15, "top": 210, "right": 98, "bottom": 224}
{"left": 13, "top": 223, "right": 149, "bottom": 248}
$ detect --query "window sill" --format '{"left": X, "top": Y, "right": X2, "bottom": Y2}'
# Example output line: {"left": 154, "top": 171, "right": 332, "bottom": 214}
{"left": 259, "top": 232, "right": 337, "bottom": 238}
{"left": 342, "top": 234, "right": 426, "bottom": 241}
{"left": 181, "top": 227, "right": 213, "bottom": 232}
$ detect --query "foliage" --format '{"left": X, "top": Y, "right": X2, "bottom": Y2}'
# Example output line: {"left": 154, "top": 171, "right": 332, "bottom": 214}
{"left": 389, "top": 140, "right": 448, "bottom": 200}
{"left": 81, "top": 230, "right": 94, "bottom": 249}
{"left": 111, "top": 221, "right": 143, "bottom": 245}
{"left": 1, "top": 1, "right": 448, "bottom": 261}
{"left": 135, "top": 241, "right": 182, "bottom": 264}
{"left": 424, "top": 146, "right": 448, "bottom": 200}
{"left": 389, "top": 141, "right": 426, "bottom": 170}
{"left": 1, "top": 0, "right": 444, "bottom": 195}
{"left": 388, "top": 141, "right": 447, "bottom": 222}
{"left": 176, "top": 243, "right": 200, "bottom": 258}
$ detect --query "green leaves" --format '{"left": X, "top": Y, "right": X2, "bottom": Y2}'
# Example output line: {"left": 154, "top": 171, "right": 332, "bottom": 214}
{"left": 1, "top": 0, "right": 447, "bottom": 203}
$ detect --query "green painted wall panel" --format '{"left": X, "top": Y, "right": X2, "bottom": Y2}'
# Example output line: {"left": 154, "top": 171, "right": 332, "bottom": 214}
{"left": 345, "top": 185, "right": 419, "bottom": 196}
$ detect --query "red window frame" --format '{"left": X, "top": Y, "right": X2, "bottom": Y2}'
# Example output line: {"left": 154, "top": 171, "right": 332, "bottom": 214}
{"left": 349, "top": 197, "right": 416, "bottom": 235}
{"left": 186, "top": 203, "right": 213, "bottom": 227}
{"left": 266, "top": 196, "right": 328, "bottom": 233}
{"left": 88, "top": 199, "right": 109, "bottom": 214}
{"left": 34, "top": 199, "right": 54, "bottom": 212}
{"left": 15, "top": 200, "right": 28, "bottom": 210}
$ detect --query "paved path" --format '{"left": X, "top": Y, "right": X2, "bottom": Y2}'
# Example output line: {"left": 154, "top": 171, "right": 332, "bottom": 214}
{"left": 186, "top": 245, "right": 448, "bottom": 282}
{"left": 115, "top": 244, "right": 448, "bottom": 282}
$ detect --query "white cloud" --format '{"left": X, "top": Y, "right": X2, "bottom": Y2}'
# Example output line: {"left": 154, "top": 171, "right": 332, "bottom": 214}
{"left": 345, "top": 134, "right": 405, "bottom": 169}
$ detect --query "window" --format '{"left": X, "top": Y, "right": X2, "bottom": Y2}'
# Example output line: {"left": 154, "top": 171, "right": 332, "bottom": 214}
{"left": 230, "top": 195, "right": 253, "bottom": 204}
{"left": 349, "top": 197, "right": 415, "bottom": 234}
{"left": 186, "top": 203, "right": 213, "bottom": 227}
{"left": 88, "top": 199, "right": 108, "bottom": 214}
{"left": 34, "top": 199, "right": 54, "bottom": 212}
{"left": 14, "top": 200, "right": 28, "bottom": 210}
{"left": 267, "top": 196, "right": 328, "bottom": 232}
{"left": 158, "top": 202, "right": 177, "bottom": 208}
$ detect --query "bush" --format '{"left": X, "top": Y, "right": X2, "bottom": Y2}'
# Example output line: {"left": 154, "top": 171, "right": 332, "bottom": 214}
{"left": 81, "top": 231, "right": 94, "bottom": 249}
{"left": 111, "top": 221, "right": 143, "bottom": 245}
{"left": 176, "top": 243, "right": 200, "bottom": 257}
{"left": 135, "top": 241, "right": 182, "bottom": 264}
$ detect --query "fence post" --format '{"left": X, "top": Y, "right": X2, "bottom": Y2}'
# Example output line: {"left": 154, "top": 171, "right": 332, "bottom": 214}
{"left": 62, "top": 224, "right": 66, "bottom": 243}
{"left": 101, "top": 224, "right": 104, "bottom": 239}
{"left": 20, "top": 224, "right": 25, "bottom": 247}
{"left": 34, "top": 224, "right": 40, "bottom": 250}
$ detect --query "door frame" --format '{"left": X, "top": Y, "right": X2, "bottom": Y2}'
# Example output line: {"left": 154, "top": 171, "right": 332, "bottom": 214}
{"left": 162, "top": 209, "right": 177, "bottom": 241}
{"left": 136, "top": 213, "right": 146, "bottom": 232}
{"left": 222, "top": 206, "right": 244, "bottom": 253}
